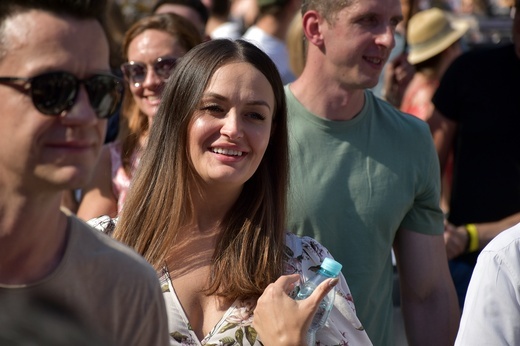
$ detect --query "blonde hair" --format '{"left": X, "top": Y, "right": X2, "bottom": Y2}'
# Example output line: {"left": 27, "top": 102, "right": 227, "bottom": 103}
{"left": 119, "top": 13, "right": 202, "bottom": 175}
{"left": 286, "top": 12, "right": 306, "bottom": 77}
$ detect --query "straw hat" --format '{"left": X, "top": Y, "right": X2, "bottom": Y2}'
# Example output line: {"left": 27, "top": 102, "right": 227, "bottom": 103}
{"left": 407, "top": 8, "right": 469, "bottom": 65}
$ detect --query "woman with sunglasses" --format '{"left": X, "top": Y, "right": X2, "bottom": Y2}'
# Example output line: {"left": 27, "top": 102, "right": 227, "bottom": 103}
{"left": 88, "top": 39, "right": 372, "bottom": 345}
{"left": 77, "top": 13, "right": 202, "bottom": 220}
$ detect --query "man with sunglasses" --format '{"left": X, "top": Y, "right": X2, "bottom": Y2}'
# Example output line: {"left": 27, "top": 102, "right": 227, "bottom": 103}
{"left": 0, "top": 1, "right": 169, "bottom": 345}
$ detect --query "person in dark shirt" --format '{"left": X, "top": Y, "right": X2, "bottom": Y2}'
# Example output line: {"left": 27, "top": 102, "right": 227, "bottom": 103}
{"left": 429, "top": 0, "right": 520, "bottom": 308}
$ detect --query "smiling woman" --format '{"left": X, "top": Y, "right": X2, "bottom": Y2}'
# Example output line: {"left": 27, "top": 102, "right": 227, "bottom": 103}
{"left": 76, "top": 12, "right": 202, "bottom": 220}
{"left": 188, "top": 61, "right": 274, "bottom": 188}
{"left": 115, "top": 39, "right": 287, "bottom": 288}
{"left": 89, "top": 38, "right": 373, "bottom": 345}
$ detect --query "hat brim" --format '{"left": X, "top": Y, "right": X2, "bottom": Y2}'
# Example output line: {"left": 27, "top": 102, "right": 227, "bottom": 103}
{"left": 408, "top": 20, "right": 469, "bottom": 65}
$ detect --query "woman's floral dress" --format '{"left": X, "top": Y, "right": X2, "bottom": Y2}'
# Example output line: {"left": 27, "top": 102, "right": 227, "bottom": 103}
{"left": 88, "top": 217, "right": 372, "bottom": 345}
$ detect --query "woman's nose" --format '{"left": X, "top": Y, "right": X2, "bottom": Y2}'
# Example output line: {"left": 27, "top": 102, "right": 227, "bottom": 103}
{"left": 220, "top": 111, "right": 244, "bottom": 140}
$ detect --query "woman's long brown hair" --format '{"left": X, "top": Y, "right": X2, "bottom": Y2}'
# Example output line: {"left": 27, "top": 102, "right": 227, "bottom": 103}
{"left": 114, "top": 39, "right": 289, "bottom": 301}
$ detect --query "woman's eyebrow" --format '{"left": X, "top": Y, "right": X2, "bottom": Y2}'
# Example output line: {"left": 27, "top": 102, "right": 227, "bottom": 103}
{"left": 202, "top": 92, "right": 272, "bottom": 111}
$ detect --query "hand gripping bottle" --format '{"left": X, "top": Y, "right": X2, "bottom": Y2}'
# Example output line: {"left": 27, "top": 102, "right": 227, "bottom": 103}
{"left": 295, "top": 258, "right": 342, "bottom": 346}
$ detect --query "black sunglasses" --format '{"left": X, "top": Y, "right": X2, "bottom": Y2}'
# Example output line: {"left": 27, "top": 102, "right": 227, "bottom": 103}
{"left": 0, "top": 71, "right": 124, "bottom": 119}
{"left": 121, "top": 56, "right": 179, "bottom": 87}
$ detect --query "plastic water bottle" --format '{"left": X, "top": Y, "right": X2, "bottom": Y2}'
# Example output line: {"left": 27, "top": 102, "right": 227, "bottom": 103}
{"left": 294, "top": 258, "right": 342, "bottom": 346}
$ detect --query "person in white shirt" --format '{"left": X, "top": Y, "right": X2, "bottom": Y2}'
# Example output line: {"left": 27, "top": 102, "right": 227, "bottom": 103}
{"left": 455, "top": 221, "right": 520, "bottom": 345}
{"left": 205, "top": 0, "right": 243, "bottom": 40}
{"left": 242, "top": 0, "right": 300, "bottom": 84}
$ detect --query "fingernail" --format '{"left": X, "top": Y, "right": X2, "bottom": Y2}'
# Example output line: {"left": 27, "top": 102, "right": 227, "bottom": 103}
{"left": 329, "top": 278, "right": 339, "bottom": 287}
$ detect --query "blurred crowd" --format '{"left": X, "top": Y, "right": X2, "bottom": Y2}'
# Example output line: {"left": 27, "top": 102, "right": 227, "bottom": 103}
{"left": 2, "top": 0, "right": 520, "bottom": 345}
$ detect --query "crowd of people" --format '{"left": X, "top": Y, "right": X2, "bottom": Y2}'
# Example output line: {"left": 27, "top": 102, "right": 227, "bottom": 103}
{"left": 1, "top": 0, "right": 520, "bottom": 345}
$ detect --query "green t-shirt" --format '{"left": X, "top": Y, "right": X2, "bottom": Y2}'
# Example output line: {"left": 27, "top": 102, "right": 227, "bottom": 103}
{"left": 285, "top": 86, "right": 443, "bottom": 346}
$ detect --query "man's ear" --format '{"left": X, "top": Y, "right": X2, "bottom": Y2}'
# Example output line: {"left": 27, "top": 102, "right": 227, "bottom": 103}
{"left": 302, "top": 10, "right": 325, "bottom": 47}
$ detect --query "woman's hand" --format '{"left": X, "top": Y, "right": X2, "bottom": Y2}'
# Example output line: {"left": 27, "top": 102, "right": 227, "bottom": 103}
{"left": 253, "top": 274, "right": 338, "bottom": 346}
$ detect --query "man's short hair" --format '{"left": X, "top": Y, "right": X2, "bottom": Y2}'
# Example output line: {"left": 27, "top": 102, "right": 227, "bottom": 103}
{"left": 0, "top": 0, "right": 107, "bottom": 24}
{"left": 152, "top": 0, "right": 209, "bottom": 24}
{"left": 0, "top": 0, "right": 108, "bottom": 61}
{"left": 301, "top": 0, "right": 353, "bottom": 24}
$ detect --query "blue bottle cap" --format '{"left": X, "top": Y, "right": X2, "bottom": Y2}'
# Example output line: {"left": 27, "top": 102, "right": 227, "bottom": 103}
{"left": 321, "top": 258, "right": 342, "bottom": 276}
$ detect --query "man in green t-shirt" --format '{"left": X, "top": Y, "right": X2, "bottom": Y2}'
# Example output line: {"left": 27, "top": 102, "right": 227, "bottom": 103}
{"left": 285, "top": 0, "right": 460, "bottom": 345}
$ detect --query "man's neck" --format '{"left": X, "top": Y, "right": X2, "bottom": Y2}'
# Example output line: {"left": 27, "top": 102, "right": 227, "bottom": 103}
{"left": 0, "top": 191, "right": 68, "bottom": 285}
{"left": 290, "top": 69, "right": 366, "bottom": 121}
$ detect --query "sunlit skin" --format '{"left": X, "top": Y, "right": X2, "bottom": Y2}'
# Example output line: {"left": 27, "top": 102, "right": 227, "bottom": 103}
{"left": 188, "top": 62, "right": 274, "bottom": 193}
{"left": 75, "top": 28, "right": 190, "bottom": 220}
{"left": 319, "top": 0, "right": 402, "bottom": 90}
{"left": 289, "top": 0, "right": 403, "bottom": 121}
{"left": 0, "top": 11, "right": 110, "bottom": 191}
{"left": 0, "top": 10, "right": 110, "bottom": 284}
{"left": 126, "top": 29, "right": 187, "bottom": 125}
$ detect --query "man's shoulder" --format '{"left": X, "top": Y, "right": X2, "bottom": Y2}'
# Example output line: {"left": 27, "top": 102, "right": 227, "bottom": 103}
{"left": 66, "top": 214, "right": 157, "bottom": 280}
{"left": 369, "top": 92, "right": 430, "bottom": 130}
{"left": 284, "top": 87, "right": 431, "bottom": 136}
{"left": 57, "top": 215, "right": 167, "bottom": 346}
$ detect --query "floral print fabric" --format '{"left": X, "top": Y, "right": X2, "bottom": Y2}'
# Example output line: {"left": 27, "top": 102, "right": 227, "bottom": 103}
{"left": 160, "top": 233, "right": 372, "bottom": 346}
{"left": 86, "top": 217, "right": 372, "bottom": 345}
